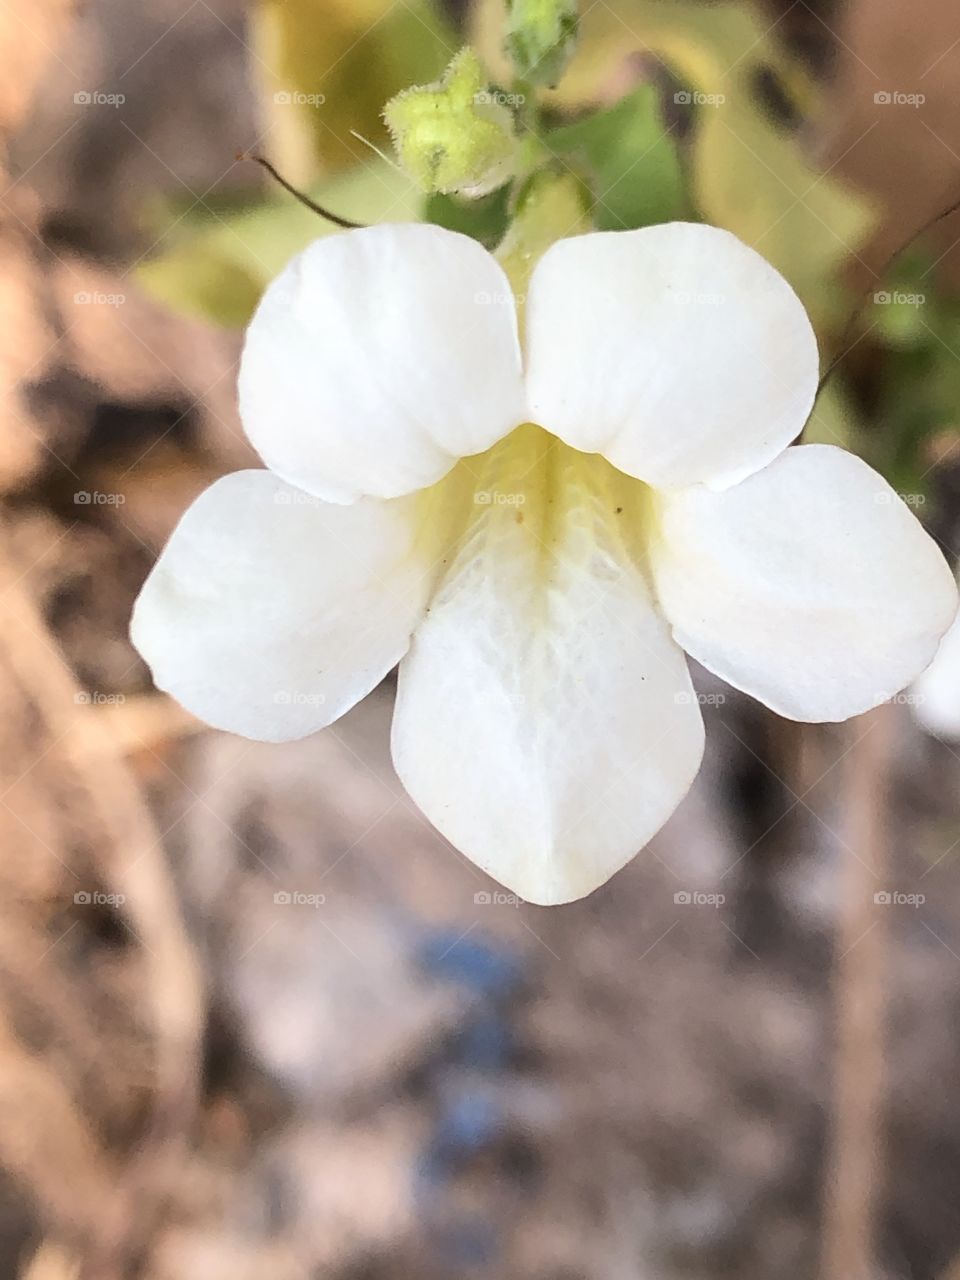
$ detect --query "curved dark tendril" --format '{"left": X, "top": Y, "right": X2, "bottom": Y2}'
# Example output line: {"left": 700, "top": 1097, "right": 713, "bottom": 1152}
{"left": 236, "top": 152, "right": 367, "bottom": 230}
{"left": 817, "top": 187, "right": 960, "bottom": 396}
{"left": 236, "top": 152, "right": 960, "bottom": 395}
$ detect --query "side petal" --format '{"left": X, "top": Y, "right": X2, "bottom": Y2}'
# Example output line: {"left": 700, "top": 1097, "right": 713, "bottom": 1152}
{"left": 131, "top": 470, "right": 432, "bottom": 742}
{"left": 390, "top": 428, "right": 705, "bottom": 906}
{"left": 525, "top": 223, "right": 819, "bottom": 491}
{"left": 238, "top": 223, "right": 526, "bottom": 503}
{"left": 912, "top": 575, "right": 960, "bottom": 739}
{"left": 650, "top": 444, "right": 959, "bottom": 723}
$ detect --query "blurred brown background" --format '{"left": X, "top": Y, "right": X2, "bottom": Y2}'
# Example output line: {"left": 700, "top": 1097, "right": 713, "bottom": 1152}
{"left": 4, "top": 1, "right": 960, "bottom": 1278}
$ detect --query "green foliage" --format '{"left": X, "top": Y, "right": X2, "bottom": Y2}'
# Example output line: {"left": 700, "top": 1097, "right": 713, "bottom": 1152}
{"left": 143, "top": 0, "right": 960, "bottom": 501}
{"left": 496, "top": 170, "right": 592, "bottom": 293}
{"left": 546, "top": 85, "right": 689, "bottom": 230}
{"left": 136, "top": 163, "right": 419, "bottom": 329}
{"left": 802, "top": 380, "right": 855, "bottom": 451}
{"left": 250, "top": 0, "right": 456, "bottom": 181}
{"left": 868, "top": 258, "right": 960, "bottom": 495}
{"left": 504, "top": 0, "right": 579, "bottom": 88}
{"left": 424, "top": 186, "right": 512, "bottom": 249}
{"left": 616, "top": 0, "right": 874, "bottom": 325}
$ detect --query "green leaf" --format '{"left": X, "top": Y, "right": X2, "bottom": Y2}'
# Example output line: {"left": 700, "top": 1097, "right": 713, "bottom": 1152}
{"left": 546, "top": 85, "right": 689, "bottom": 230}
{"left": 802, "top": 380, "right": 855, "bottom": 450}
{"left": 137, "top": 162, "right": 419, "bottom": 329}
{"left": 424, "top": 185, "right": 512, "bottom": 248}
{"left": 607, "top": 0, "right": 875, "bottom": 325}
{"left": 874, "top": 294, "right": 960, "bottom": 492}
{"left": 250, "top": 0, "right": 458, "bottom": 183}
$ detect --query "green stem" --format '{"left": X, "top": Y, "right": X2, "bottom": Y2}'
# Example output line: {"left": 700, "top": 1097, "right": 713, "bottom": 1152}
{"left": 512, "top": 77, "right": 542, "bottom": 138}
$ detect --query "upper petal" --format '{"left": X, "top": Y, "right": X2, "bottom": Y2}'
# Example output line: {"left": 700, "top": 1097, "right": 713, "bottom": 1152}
{"left": 524, "top": 222, "right": 819, "bottom": 491}
{"left": 390, "top": 427, "right": 705, "bottom": 905}
{"left": 649, "top": 444, "right": 958, "bottom": 723}
{"left": 131, "top": 470, "right": 432, "bottom": 742}
{"left": 238, "top": 223, "right": 526, "bottom": 503}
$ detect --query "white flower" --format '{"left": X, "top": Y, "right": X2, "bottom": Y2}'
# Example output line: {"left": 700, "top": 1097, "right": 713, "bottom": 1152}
{"left": 912, "top": 563, "right": 960, "bottom": 739}
{"left": 131, "top": 221, "right": 958, "bottom": 905}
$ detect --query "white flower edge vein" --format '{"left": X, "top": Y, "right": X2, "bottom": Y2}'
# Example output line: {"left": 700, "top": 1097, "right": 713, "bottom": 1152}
{"left": 131, "top": 221, "right": 958, "bottom": 905}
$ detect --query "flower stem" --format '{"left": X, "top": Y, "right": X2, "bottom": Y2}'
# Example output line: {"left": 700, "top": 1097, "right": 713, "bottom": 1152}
{"left": 820, "top": 704, "right": 892, "bottom": 1280}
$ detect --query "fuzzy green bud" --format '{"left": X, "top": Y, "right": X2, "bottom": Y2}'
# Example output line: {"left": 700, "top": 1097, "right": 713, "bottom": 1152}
{"left": 504, "top": 0, "right": 578, "bottom": 87}
{"left": 384, "top": 48, "right": 516, "bottom": 198}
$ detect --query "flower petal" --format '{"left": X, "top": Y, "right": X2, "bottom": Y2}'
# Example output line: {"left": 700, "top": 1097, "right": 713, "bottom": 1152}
{"left": 525, "top": 223, "right": 819, "bottom": 490}
{"left": 649, "top": 444, "right": 958, "bottom": 722}
{"left": 912, "top": 573, "right": 960, "bottom": 739}
{"left": 390, "top": 428, "right": 705, "bottom": 906}
{"left": 238, "top": 223, "right": 525, "bottom": 503}
{"left": 131, "top": 470, "right": 432, "bottom": 741}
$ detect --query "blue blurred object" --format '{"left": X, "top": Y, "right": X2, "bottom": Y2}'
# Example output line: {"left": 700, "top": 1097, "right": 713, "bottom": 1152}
{"left": 417, "top": 928, "right": 525, "bottom": 999}
{"left": 454, "top": 1009, "right": 515, "bottom": 1071}
{"left": 413, "top": 925, "right": 529, "bottom": 1267}
{"left": 435, "top": 1215, "right": 498, "bottom": 1268}
{"left": 439, "top": 1087, "right": 502, "bottom": 1153}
